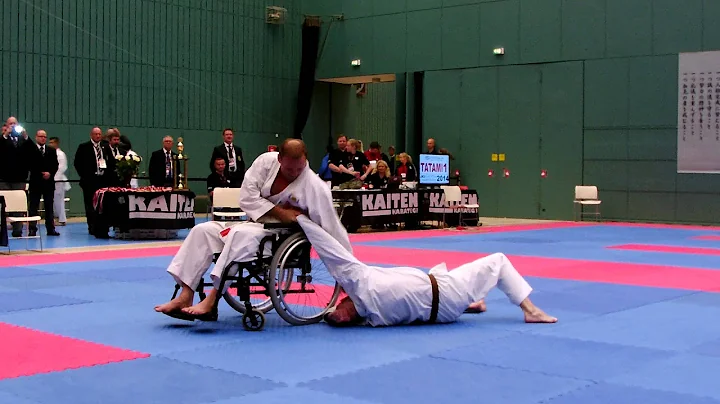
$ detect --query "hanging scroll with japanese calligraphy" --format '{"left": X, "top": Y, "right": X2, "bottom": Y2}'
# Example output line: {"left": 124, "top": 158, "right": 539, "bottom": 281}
{"left": 677, "top": 51, "right": 720, "bottom": 173}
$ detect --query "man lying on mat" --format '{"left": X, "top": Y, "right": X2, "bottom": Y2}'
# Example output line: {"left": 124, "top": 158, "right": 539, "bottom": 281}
{"left": 154, "top": 139, "right": 352, "bottom": 321}
{"left": 295, "top": 215, "right": 557, "bottom": 327}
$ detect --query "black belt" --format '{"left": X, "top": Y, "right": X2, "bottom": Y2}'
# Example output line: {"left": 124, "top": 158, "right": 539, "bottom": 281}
{"left": 428, "top": 274, "right": 439, "bottom": 324}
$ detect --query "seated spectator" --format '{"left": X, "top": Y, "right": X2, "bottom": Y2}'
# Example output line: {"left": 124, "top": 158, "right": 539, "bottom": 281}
{"left": 364, "top": 141, "right": 389, "bottom": 164}
{"left": 365, "top": 160, "right": 391, "bottom": 189}
{"left": 207, "top": 157, "right": 231, "bottom": 199}
{"left": 394, "top": 152, "right": 417, "bottom": 182}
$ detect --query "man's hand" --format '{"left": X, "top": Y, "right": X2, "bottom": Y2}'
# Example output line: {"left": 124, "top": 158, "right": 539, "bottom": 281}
{"left": 269, "top": 204, "right": 307, "bottom": 224}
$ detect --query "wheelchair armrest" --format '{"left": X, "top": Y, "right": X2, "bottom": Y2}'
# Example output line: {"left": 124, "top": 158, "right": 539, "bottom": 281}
{"left": 263, "top": 222, "right": 302, "bottom": 232}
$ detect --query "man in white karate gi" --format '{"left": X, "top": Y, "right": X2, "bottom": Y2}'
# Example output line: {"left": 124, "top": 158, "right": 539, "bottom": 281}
{"left": 295, "top": 215, "right": 558, "bottom": 326}
{"left": 154, "top": 139, "right": 351, "bottom": 321}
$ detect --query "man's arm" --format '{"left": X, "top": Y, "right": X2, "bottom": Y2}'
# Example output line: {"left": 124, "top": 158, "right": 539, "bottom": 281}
{"left": 306, "top": 176, "right": 352, "bottom": 252}
{"left": 237, "top": 154, "right": 279, "bottom": 221}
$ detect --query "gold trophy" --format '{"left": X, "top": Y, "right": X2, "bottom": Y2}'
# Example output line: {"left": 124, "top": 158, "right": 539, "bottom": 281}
{"left": 173, "top": 137, "right": 189, "bottom": 190}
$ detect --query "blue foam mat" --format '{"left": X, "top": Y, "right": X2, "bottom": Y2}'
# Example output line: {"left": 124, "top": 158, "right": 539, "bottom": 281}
{"left": 526, "top": 283, "right": 695, "bottom": 315}
{"left": 529, "top": 300, "right": 720, "bottom": 351}
{"left": 0, "top": 273, "right": 111, "bottom": 291}
{"left": 299, "top": 356, "right": 592, "bottom": 404}
{"left": 433, "top": 333, "right": 675, "bottom": 381}
{"left": 547, "top": 383, "right": 720, "bottom": 404}
{"left": 608, "top": 354, "right": 720, "bottom": 400}
{"left": 0, "top": 266, "right": 52, "bottom": 279}
{"left": 40, "top": 281, "right": 169, "bottom": 303}
{"left": 212, "top": 387, "right": 381, "bottom": 404}
{"left": 160, "top": 333, "right": 422, "bottom": 385}
{"left": 0, "top": 291, "right": 89, "bottom": 313}
{"left": 0, "top": 357, "right": 283, "bottom": 404}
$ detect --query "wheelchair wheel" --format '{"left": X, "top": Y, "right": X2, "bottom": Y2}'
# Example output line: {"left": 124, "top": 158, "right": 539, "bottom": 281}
{"left": 220, "top": 263, "right": 293, "bottom": 315}
{"left": 268, "top": 232, "right": 342, "bottom": 326}
{"left": 242, "top": 309, "right": 266, "bottom": 331}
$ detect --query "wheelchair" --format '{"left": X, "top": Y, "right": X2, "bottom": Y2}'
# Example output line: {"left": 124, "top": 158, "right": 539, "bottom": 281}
{"left": 171, "top": 222, "right": 342, "bottom": 331}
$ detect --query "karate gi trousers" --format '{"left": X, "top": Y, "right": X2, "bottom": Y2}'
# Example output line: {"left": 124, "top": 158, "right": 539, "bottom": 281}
{"left": 166, "top": 221, "right": 282, "bottom": 291}
{"left": 297, "top": 216, "right": 533, "bottom": 327}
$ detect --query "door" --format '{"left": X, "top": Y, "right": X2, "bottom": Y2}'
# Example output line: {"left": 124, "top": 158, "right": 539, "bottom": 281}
{"left": 496, "top": 65, "right": 542, "bottom": 218}
{"left": 538, "top": 62, "right": 584, "bottom": 220}
{"left": 459, "top": 67, "right": 500, "bottom": 216}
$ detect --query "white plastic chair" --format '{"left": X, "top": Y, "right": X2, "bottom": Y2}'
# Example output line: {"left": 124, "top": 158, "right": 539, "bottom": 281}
{"left": 0, "top": 190, "right": 43, "bottom": 252}
{"left": 440, "top": 186, "right": 480, "bottom": 229}
{"left": 211, "top": 187, "right": 246, "bottom": 222}
{"left": 573, "top": 185, "right": 602, "bottom": 221}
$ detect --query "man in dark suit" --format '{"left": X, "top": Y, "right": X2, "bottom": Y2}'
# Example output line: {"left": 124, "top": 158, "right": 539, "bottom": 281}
{"left": 209, "top": 128, "right": 245, "bottom": 187}
{"left": 73, "top": 127, "right": 116, "bottom": 238}
{"left": 148, "top": 136, "right": 178, "bottom": 187}
{"left": 28, "top": 130, "right": 60, "bottom": 237}
{"left": 0, "top": 116, "right": 36, "bottom": 237}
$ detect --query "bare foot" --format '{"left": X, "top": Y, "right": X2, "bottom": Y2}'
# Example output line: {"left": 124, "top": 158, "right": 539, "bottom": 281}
{"left": 519, "top": 297, "right": 557, "bottom": 323}
{"left": 466, "top": 300, "right": 487, "bottom": 313}
{"left": 524, "top": 309, "right": 558, "bottom": 323}
{"left": 181, "top": 290, "right": 217, "bottom": 316}
{"left": 154, "top": 290, "right": 193, "bottom": 314}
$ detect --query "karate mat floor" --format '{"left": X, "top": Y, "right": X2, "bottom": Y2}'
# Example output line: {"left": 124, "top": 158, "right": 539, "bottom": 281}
{"left": 2, "top": 221, "right": 720, "bottom": 403}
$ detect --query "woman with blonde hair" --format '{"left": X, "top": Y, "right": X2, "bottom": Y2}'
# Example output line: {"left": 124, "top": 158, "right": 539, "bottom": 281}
{"left": 365, "top": 159, "right": 391, "bottom": 189}
{"left": 394, "top": 152, "right": 417, "bottom": 181}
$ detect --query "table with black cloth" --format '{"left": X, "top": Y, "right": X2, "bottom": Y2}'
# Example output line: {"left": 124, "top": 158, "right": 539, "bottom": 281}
{"left": 331, "top": 188, "right": 479, "bottom": 232}
{"left": 0, "top": 196, "right": 7, "bottom": 247}
{"left": 93, "top": 186, "right": 196, "bottom": 239}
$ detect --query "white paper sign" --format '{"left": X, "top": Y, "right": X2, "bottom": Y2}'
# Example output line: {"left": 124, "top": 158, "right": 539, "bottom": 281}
{"left": 677, "top": 51, "right": 720, "bottom": 173}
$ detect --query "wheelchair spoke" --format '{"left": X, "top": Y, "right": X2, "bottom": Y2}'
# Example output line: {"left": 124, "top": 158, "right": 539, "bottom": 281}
{"left": 268, "top": 233, "right": 341, "bottom": 325}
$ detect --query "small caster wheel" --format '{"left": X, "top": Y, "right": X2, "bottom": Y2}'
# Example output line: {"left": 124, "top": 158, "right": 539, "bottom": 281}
{"left": 242, "top": 310, "right": 266, "bottom": 331}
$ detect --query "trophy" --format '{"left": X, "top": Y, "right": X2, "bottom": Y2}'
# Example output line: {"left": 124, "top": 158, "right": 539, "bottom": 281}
{"left": 172, "top": 137, "right": 189, "bottom": 190}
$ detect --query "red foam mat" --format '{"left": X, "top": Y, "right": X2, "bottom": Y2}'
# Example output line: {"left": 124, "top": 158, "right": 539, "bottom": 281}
{"left": 0, "top": 322, "right": 149, "bottom": 380}
{"left": 351, "top": 246, "right": 720, "bottom": 293}
{"left": 608, "top": 244, "right": 720, "bottom": 256}
{"left": 0, "top": 246, "right": 180, "bottom": 268}
{"left": 0, "top": 222, "right": 586, "bottom": 268}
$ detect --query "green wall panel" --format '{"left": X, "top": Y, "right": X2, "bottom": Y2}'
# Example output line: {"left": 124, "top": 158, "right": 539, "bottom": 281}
{"left": 605, "top": 0, "right": 652, "bottom": 58}
{"left": 496, "top": 65, "right": 541, "bottom": 218}
{"left": 627, "top": 129, "right": 677, "bottom": 161}
{"left": 373, "top": 14, "right": 407, "bottom": 73}
{"left": 584, "top": 130, "right": 628, "bottom": 160}
{"left": 459, "top": 67, "right": 499, "bottom": 217}
{"left": 441, "top": 5, "right": 480, "bottom": 69}
{"left": 653, "top": 0, "right": 703, "bottom": 55}
{"left": 374, "top": 0, "right": 406, "bottom": 15}
{"left": 478, "top": 0, "right": 519, "bottom": 66}
{"left": 626, "top": 161, "right": 677, "bottom": 193}
{"left": 704, "top": 0, "right": 720, "bottom": 50}
{"left": 628, "top": 56, "right": 678, "bottom": 127}
{"left": 538, "top": 62, "right": 583, "bottom": 220}
{"left": 519, "top": 0, "right": 562, "bottom": 64}
{"left": 406, "top": 10, "right": 443, "bottom": 72}
{"left": 584, "top": 59, "right": 629, "bottom": 128}
{"left": 584, "top": 161, "right": 627, "bottom": 191}
{"left": 628, "top": 192, "right": 677, "bottom": 222}
{"left": 408, "top": 0, "right": 443, "bottom": 12}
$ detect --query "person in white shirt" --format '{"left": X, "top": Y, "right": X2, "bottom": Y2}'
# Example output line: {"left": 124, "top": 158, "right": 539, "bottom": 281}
{"left": 295, "top": 215, "right": 558, "bottom": 327}
{"left": 48, "top": 136, "right": 70, "bottom": 226}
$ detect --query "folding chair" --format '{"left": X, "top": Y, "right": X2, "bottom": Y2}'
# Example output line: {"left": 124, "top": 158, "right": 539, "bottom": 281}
{"left": 440, "top": 185, "right": 479, "bottom": 229}
{"left": 211, "top": 187, "right": 246, "bottom": 222}
{"left": 573, "top": 185, "right": 602, "bottom": 221}
{"left": 0, "top": 190, "right": 43, "bottom": 252}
